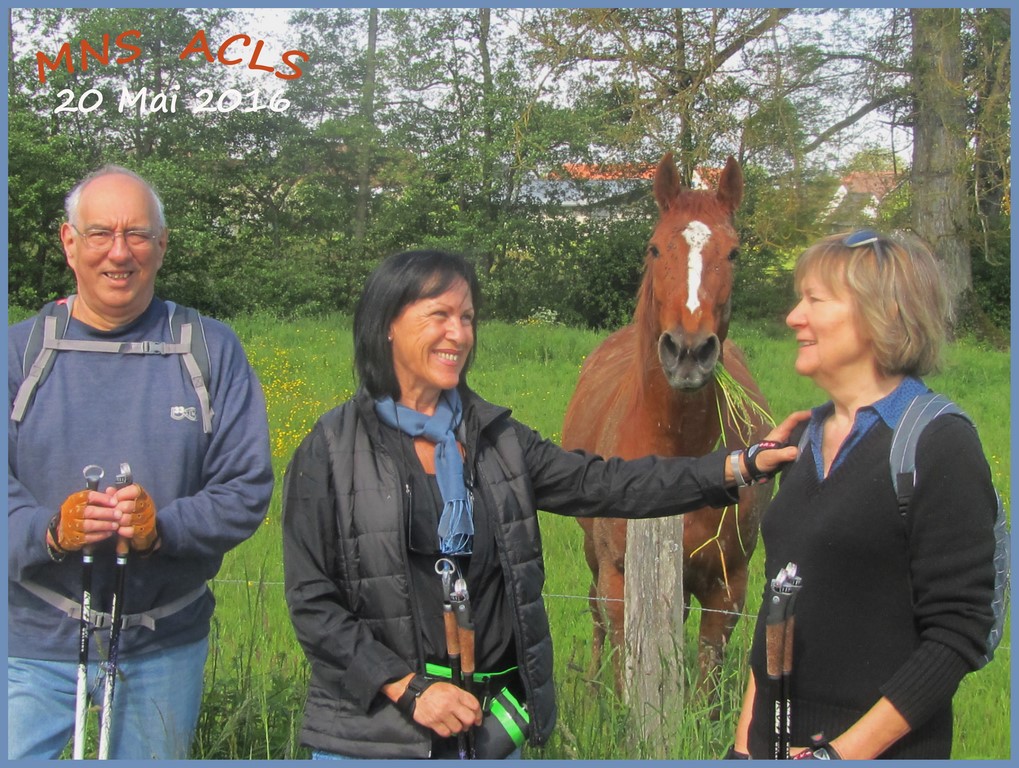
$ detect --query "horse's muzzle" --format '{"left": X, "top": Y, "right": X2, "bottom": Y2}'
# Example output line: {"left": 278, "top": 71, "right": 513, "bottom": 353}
{"left": 658, "top": 330, "right": 720, "bottom": 390}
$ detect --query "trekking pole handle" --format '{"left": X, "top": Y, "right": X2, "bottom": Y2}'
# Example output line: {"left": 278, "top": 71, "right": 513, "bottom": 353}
{"left": 782, "top": 578, "right": 802, "bottom": 676}
{"left": 765, "top": 588, "right": 791, "bottom": 679}
{"left": 455, "top": 601, "right": 475, "bottom": 677}
{"left": 83, "top": 464, "right": 104, "bottom": 492}
{"left": 114, "top": 463, "right": 133, "bottom": 557}
{"left": 444, "top": 603, "right": 462, "bottom": 657}
{"left": 81, "top": 465, "right": 104, "bottom": 556}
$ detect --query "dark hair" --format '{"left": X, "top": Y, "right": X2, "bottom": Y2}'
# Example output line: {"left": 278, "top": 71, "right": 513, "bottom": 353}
{"left": 353, "top": 250, "right": 482, "bottom": 399}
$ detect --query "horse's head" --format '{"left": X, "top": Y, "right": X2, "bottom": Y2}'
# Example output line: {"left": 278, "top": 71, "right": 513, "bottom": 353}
{"left": 637, "top": 152, "right": 743, "bottom": 391}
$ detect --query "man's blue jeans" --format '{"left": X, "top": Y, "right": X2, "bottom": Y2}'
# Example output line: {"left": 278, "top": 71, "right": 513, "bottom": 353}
{"left": 8, "top": 635, "right": 208, "bottom": 759}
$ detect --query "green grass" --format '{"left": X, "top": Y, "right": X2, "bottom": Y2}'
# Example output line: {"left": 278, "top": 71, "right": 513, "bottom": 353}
{"left": 219, "top": 314, "right": 1012, "bottom": 759}
{"left": 13, "top": 306, "right": 1006, "bottom": 758}
{"left": 198, "top": 313, "right": 1010, "bottom": 759}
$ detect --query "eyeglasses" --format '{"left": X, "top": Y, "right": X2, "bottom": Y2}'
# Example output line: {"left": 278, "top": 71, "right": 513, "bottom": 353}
{"left": 71, "top": 224, "right": 161, "bottom": 251}
{"left": 843, "top": 229, "right": 889, "bottom": 267}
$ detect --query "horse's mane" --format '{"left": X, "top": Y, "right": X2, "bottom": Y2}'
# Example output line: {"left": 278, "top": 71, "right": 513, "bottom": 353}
{"left": 633, "top": 259, "right": 657, "bottom": 353}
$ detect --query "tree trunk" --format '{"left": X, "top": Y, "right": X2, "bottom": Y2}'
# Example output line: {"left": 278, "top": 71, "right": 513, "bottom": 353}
{"left": 478, "top": 8, "right": 497, "bottom": 222}
{"left": 624, "top": 516, "right": 685, "bottom": 758}
{"left": 353, "top": 8, "right": 378, "bottom": 243}
{"left": 910, "top": 9, "right": 971, "bottom": 314}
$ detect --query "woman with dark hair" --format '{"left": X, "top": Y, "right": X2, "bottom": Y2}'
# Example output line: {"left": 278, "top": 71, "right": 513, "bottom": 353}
{"left": 729, "top": 231, "right": 996, "bottom": 759}
{"left": 282, "top": 249, "right": 804, "bottom": 759}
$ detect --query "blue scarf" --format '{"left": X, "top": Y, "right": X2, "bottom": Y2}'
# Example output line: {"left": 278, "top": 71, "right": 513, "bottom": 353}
{"left": 374, "top": 389, "right": 474, "bottom": 555}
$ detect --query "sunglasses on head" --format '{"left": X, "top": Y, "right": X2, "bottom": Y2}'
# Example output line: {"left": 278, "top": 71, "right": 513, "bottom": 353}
{"left": 843, "top": 229, "right": 890, "bottom": 266}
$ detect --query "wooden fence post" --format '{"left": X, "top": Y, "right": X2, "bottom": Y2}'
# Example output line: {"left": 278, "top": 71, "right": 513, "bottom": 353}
{"left": 624, "top": 515, "right": 685, "bottom": 758}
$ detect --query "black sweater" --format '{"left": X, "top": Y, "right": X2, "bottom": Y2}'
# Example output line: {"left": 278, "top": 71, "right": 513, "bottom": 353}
{"left": 747, "top": 414, "right": 996, "bottom": 759}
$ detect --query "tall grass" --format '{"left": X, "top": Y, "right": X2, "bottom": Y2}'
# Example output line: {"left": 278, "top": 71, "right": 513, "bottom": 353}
{"left": 184, "top": 314, "right": 1009, "bottom": 758}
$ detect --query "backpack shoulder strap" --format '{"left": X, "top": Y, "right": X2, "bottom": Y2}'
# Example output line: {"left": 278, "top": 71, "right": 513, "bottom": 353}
{"left": 891, "top": 391, "right": 1009, "bottom": 667}
{"left": 11, "top": 297, "right": 75, "bottom": 423}
{"left": 890, "top": 392, "right": 967, "bottom": 515}
{"left": 795, "top": 421, "right": 810, "bottom": 454}
{"left": 167, "top": 301, "right": 214, "bottom": 434}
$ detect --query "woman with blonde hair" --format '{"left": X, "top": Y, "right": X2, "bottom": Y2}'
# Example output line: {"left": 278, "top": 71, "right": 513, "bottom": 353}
{"left": 729, "top": 231, "right": 996, "bottom": 759}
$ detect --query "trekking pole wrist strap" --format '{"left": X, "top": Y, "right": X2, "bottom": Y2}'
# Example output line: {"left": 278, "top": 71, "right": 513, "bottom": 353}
{"left": 46, "top": 514, "right": 68, "bottom": 562}
{"left": 396, "top": 674, "right": 437, "bottom": 716}
{"left": 744, "top": 440, "right": 786, "bottom": 483}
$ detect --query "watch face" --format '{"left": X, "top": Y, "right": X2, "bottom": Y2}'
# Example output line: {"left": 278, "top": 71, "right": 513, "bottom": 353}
{"left": 813, "top": 747, "right": 832, "bottom": 759}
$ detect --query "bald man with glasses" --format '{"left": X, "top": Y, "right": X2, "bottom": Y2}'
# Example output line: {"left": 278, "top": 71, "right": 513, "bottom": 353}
{"left": 7, "top": 166, "right": 274, "bottom": 759}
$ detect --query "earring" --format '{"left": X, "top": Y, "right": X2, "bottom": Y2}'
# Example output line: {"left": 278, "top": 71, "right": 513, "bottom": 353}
{"left": 387, "top": 334, "right": 392, "bottom": 342}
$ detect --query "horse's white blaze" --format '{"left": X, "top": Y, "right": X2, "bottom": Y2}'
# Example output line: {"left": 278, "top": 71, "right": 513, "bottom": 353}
{"left": 683, "top": 220, "right": 711, "bottom": 314}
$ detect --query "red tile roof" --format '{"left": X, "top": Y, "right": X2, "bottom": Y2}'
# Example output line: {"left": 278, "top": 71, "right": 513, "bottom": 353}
{"left": 841, "top": 171, "right": 898, "bottom": 198}
{"left": 549, "top": 162, "right": 657, "bottom": 181}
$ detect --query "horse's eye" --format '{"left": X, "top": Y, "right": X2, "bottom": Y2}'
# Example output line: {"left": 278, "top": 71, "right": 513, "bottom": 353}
{"left": 728, "top": 248, "right": 739, "bottom": 263}
{"left": 648, "top": 245, "right": 660, "bottom": 259}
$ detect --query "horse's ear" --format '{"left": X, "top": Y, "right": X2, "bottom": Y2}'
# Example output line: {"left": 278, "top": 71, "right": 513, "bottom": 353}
{"left": 716, "top": 156, "right": 744, "bottom": 214}
{"left": 653, "top": 152, "right": 682, "bottom": 212}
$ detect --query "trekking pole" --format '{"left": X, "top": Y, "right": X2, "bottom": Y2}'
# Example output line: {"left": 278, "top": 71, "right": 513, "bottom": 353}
{"left": 73, "top": 464, "right": 104, "bottom": 760}
{"left": 765, "top": 562, "right": 797, "bottom": 759}
{"left": 97, "top": 463, "right": 132, "bottom": 760}
{"left": 780, "top": 566, "right": 802, "bottom": 761}
{"left": 436, "top": 559, "right": 469, "bottom": 759}
{"left": 452, "top": 575, "right": 477, "bottom": 759}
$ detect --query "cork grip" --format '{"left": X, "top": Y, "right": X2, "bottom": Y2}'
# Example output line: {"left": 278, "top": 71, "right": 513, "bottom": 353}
{"left": 444, "top": 609, "right": 461, "bottom": 656}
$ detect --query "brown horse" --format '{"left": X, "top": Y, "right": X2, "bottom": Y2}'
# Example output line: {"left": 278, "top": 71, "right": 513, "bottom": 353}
{"left": 562, "top": 152, "right": 773, "bottom": 715}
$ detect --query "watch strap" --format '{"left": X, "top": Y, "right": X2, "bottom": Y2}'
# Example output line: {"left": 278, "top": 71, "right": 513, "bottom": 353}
{"left": 729, "top": 450, "right": 748, "bottom": 487}
{"left": 793, "top": 734, "right": 843, "bottom": 760}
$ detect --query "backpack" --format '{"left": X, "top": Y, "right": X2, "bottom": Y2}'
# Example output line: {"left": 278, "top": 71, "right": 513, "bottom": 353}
{"left": 10, "top": 295, "right": 214, "bottom": 433}
{"left": 796, "top": 392, "right": 1010, "bottom": 667}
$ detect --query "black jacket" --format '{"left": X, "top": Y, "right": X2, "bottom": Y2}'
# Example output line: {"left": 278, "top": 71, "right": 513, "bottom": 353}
{"left": 282, "top": 387, "right": 736, "bottom": 758}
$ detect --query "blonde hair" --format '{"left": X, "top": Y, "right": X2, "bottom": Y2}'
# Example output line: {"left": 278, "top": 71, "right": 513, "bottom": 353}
{"left": 793, "top": 231, "right": 950, "bottom": 377}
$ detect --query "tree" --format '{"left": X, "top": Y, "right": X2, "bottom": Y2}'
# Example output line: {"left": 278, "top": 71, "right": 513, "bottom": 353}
{"left": 966, "top": 9, "right": 1010, "bottom": 234}
{"left": 353, "top": 9, "right": 379, "bottom": 243}
{"left": 909, "top": 9, "right": 971, "bottom": 312}
{"left": 8, "top": 8, "right": 1007, "bottom": 329}
{"left": 523, "top": 8, "right": 795, "bottom": 180}
{"left": 962, "top": 10, "right": 1010, "bottom": 337}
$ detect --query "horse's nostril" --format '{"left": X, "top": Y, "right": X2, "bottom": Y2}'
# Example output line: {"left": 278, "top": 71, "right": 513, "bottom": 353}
{"left": 659, "top": 332, "right": 681, "bottom": 365}
{"left": 659, "top": 331, "right": 720, "bottom": 373}
{"left": 695, "top": 335, "right": 720, "bottom": 367}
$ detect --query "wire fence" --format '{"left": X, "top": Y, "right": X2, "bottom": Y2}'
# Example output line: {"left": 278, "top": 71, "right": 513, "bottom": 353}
{"left": 213, "top": 576, "right": 758, "bottom": 620}
{"left": 210, "top": 576, "right": 1012, "bottom": 657}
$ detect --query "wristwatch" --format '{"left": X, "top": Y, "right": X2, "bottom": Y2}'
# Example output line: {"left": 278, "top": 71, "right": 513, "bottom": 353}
{"left": 794, "top": 738, "right": 842, "bottom": 760}
{"left": 729, "top": 450, "right": 749, "bottom": 487}
{"left": 809, "top": 744, "right": 840, "bottom": 759}
{"left": 396, "top": 674, "right": 436, "bottom": 716}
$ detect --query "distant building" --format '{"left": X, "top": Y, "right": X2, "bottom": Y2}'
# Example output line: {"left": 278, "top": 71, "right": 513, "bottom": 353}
{"left": 821, "top": 170, "right": 901, "bottom": 231}
{"left": 519, "top": 161, "right": 719, "bottom": 220}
